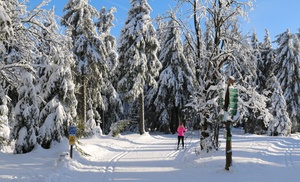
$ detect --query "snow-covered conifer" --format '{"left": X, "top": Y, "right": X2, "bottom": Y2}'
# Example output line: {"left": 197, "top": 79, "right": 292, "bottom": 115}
{"left": 13, "top": 72, "right": 39, "bottom": 154}
{"left": 36, "top": 7, "right": 77, "bottom": 148}
{"left": 97, "top": 6, "right": 118, "bottom": 73}
{"left": 0, "top": 85, "right": 11, "bottom": 150}
{"left": 274, "top": 29, "right": 300, "bottom": 132}
{"left": 61, "top": 0, "right": 108, "bottom": 135}
{"left": 260, "top": 29, "right": 276, "bottom": 90}
{"left": 0, "top": 1, "right": 13, "bottom": 150}
{"left": 117, "top": 0, "right": 162, "bottom": 134}
{"left": 146, "top": 12, "right": 195, "bottom": 133}
{"left": 95, "top": 7, "right": 123, "bottom": 133}
{"left": 267, "top": 75, "right": 291, "bottom": 136}
{"left": 85, "top": 101, "right": 98, "bottom": 136}
{"left": 1, "top": 0, "right": 48, "bottom": 152}
{"left": 183, "top": 33, "right": 198, "bottom": 78}
{"left": 250, "top": 31, "right": 264, "bottom": 92}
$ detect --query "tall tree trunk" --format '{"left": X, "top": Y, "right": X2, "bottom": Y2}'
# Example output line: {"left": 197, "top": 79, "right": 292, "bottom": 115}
{"left": 193, "top": 0, "right": 202, "bottom": 81}
{"left": 81, "top": 70, "right": 87, "bottom": 131}
{"left": 224, "top": 77, "right": 234, "bottom": 170}
{"left": 139, "top": 91, "right": 145, "bottom": 135}
{"left": 170, "top": 106, "right": 181, "bottom": 133}
{"left": 193, "top": 0, "right": 201, "bottom": 59}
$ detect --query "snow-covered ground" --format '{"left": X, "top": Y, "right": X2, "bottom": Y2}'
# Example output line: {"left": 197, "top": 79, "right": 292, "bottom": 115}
{"left": 1, "top": 128, "right": 300, "bottom": 182}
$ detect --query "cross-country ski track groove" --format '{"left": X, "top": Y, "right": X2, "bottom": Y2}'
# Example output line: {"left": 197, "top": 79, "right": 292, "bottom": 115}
{"left": 102, "top": 135, "right": 198, "bottom": 181}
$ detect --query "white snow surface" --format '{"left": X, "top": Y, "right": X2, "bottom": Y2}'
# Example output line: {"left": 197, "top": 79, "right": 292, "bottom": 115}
{"left": 1, "top": 128, "right": 300, "bottom": 182}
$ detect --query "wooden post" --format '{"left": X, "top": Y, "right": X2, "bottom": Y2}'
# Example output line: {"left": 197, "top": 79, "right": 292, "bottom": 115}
{"left": 225, "top": 121, "right": 232, "bottom": 170}
{"left": 224, "top": 76, "right": 235, "bottom": 170}
{"left": 70, "top": 145, "right": 73, "bottom": 159}
{"left": 69, "top": 126, "right": 76, "bottom": 159}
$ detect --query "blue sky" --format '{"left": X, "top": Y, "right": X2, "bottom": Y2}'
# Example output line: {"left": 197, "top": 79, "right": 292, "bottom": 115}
{"left": 28, "top": 0, "right": 300, "bottom": 46}
{"left": 243, "top": 0, "right": 300, "bottom": 42}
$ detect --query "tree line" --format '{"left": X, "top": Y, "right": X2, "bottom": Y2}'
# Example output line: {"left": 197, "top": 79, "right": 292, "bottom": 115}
{"left": 0, "top": 0, "right": 299, "bottom": 154}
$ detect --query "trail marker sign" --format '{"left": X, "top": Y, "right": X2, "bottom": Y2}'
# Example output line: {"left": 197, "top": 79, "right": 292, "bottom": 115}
{"left": 69, "top": 126, "right": 76, "bottom": 136}
{"left": 69, "top": 126, "right": 77, "bottom": 158}
{"left": 229, "top": 87, "right": 238, "bottom": 116}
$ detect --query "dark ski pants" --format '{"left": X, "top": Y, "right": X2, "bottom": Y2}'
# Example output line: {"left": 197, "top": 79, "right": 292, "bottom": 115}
{"left": 177, "top": 136, "right": 184, "bottom": 148}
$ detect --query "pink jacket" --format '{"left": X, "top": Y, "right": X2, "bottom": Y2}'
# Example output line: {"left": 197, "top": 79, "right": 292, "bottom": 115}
{"left": 177, "top": 126, "right": 186, "bottom": 136}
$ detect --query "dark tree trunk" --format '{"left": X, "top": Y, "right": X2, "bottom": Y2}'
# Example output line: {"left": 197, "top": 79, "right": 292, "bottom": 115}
{"left": 80, "top": 67, "right": 87, "bottom": 134}
{"left": 139, "top": 91, "right": 145, "bottom": 135}
{"left": 170, "top": 106, "right": 181, "bottom": 133}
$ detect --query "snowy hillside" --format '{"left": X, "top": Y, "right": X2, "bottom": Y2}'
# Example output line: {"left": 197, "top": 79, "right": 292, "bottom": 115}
{"left": 0, "top": 129, "right": 300, "bottom": 182}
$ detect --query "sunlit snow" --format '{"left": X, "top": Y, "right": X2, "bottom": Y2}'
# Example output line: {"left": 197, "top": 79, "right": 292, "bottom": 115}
{"left": 0, "top": 128, "right": 300, "bottom": 182}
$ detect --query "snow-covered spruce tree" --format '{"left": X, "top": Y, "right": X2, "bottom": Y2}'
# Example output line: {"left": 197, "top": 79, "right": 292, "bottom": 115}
{"left": 35, "top": 8, "right": 77, "bottom": 148}
{"left": 183, "top": 33, "right": 198, "bottom": 77}
{"left": 117, "top": 0, "right": 162, "bottom": 135}
{"left": 250, "top": 31, "right": 264, "bottom": 93}
{"left": 1, "top": 1, "right": 76, "bottom": 151}
{"left": 95, "top": 7, "right": 123, "bottom": 134}
{"left": 145, "top": 15, "right": 168, "bottom": 131}
{"left": 266, "top": 75, "right": 291, "bottom": 136}
{"left": 146, "top": 12, "right": 195, "bottom": 133}
{"left": 290, "top": 33, "right": 300, "bottom": 132}
{"left": 13, "top": 72, "right": 39, "bottom": 154}
{"left": 85, "top": 100, "right": 98, "bottom": 136}
{"left": 61, "top": 0, "right": 107, "bottom": 136}
{"left": 155, "top": 14, "right": 169, "bottom": 56}
{"left": 259, "top": 29, "right": 276, "bottom": 94}
{"left": 1, "top": 0, "right": 47, "bottom": 153}
{"left": 97, "top": 7, "right": 118, "bottom": 74}
{"left": 260, "top": 29, "right": 277, "bottom": 120}
{"left": 274, "top": 29, "right": 300, "bottom": 132}
{"left": 0, "top": 85, "right": 11, "bottom": 150}
{"left": 182, "top": 32, "right": 201, "bottom": 128}
{"left": 1, "top": 1, "right": 74, "bottom": 151}
{"left": 0, "top": 1, "right": 13, "bottom": 150}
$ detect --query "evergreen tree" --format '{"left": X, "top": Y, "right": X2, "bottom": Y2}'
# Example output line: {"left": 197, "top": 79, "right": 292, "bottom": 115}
{"left": 155, "top": 14, "right": 169, "bottom": 56}
{"left": 117, "top": 0, "right": 162, "bottom": 134}
{"left": 250, "top": 31, "right": 264, "bottom": 93}
{"left": 146, "top": 12, "right": 195, "bottom": 133}
{"left": 1, "top": 0, "right": 46, "bottom": 153}
{"left": 0, "top": 0, "right": 77, "bottom": 152}
{"left": 13, "top": 72, "right": 39, "bottom": 154}
{"left": 260, "top": 29, "right": 276, "bottom": 90}
{"left": 61, "top": 0, "right": 107, "bottom": 136}
{"left": 183, "top": 33, "right": 198, "bottom": 80}
{"left": 274, "top": 29, "right": 300, "bottom": 132}
{"left": 97, "top": 7, "right": 118, "bottom": 74}
{"left": 0, "top": 1, "right": 13, "bottom": 150}
{"left": 95, "top": 7, "right": 123, "bottom": 134}
{"left": 36, "top": 8, "right": 77, "bottom": 148}
{"left": 260, "top": 29, "right": 277, "bottom": 123}
{"left": 0, "top": 85, "right": 11, "bottom": 150}
{"left": 267, "top": 75, "right": 291, "bottom": 136}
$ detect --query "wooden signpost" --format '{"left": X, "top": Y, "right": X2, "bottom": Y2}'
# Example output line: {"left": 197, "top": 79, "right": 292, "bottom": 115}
{"left": 69, "top": 126, "right": 76, "bottom": 158}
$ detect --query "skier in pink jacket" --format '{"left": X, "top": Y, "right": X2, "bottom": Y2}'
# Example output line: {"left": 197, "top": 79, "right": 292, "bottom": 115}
{"left": 177, "top": 122, "right": 186, "bottom": 150}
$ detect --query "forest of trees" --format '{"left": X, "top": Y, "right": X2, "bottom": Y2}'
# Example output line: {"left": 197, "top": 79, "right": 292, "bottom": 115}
{"left": 0, "top": 0, "right": 299, "bottom": 154}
